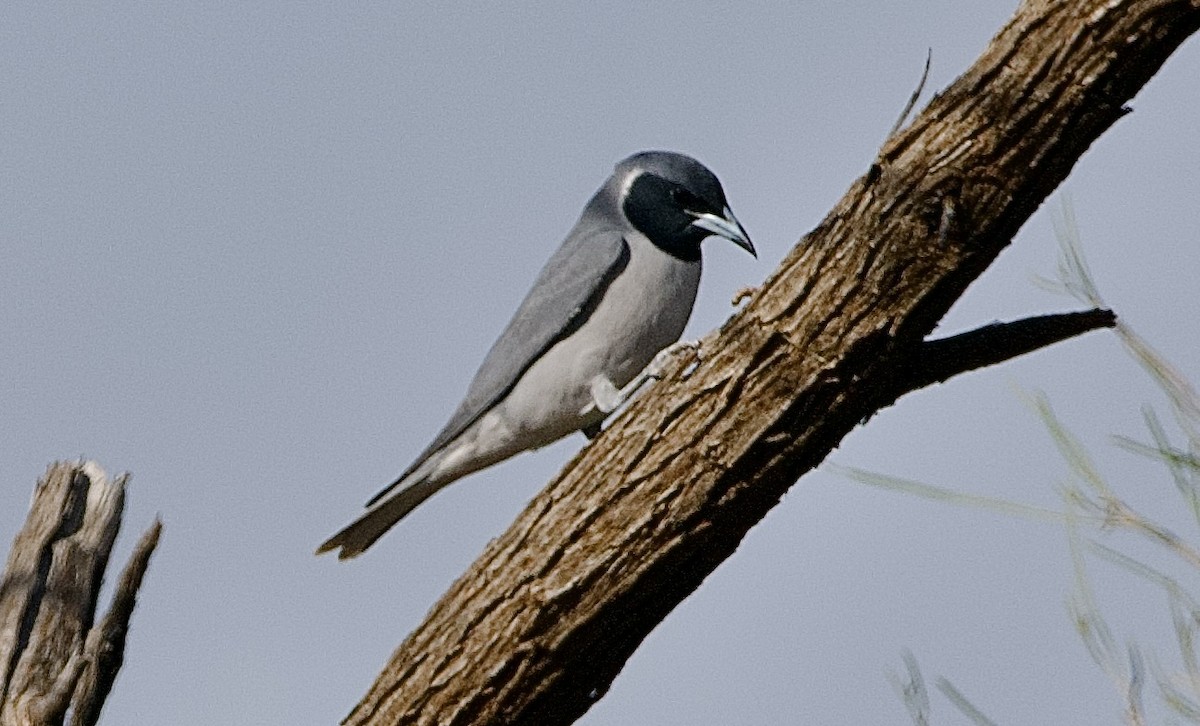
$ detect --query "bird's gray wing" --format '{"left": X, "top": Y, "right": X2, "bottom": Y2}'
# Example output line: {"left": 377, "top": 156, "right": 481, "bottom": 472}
{"left": 366, "top": 227, "right": 630, "bottom": 506}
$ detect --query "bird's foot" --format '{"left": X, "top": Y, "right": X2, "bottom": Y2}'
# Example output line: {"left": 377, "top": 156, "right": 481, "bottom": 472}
{"left": 578, "top": 377, "right": 633, "bottom": 437}
{"left": 579, "top": 341, "right": 702, "bottom": 421}
{"left": 588, "top": 376, "right": 628, "bottom": 415}
{"left": 579, "top": 374, "right": 647, "bottom": 420}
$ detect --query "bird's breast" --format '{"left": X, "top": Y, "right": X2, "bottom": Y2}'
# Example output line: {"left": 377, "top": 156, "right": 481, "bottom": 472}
{"left": 494, "top": 233, "right": 702, "bottom": 443}
{"left": 582, "top": 233, "right": 702, "bottom": 385}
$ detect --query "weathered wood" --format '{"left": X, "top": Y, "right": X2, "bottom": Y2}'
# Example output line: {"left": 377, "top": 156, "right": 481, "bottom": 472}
{"left": 344, "top": 1, "right": 1200, "bottom": 724}
{"left": 69, "top": 519, "right": 161, "bottom": 726}
{"left": 0, "top": 462, "right": 160, "bottom": 726}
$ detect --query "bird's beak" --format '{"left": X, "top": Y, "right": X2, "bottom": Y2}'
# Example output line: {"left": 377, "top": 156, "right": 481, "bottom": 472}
{"left": 689, "top": 206, "right": 756, "bottom": 257}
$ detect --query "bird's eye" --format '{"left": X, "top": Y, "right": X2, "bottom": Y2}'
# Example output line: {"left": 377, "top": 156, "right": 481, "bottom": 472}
{"left": 670, "top": 187, "right": 705, "bottom": 212}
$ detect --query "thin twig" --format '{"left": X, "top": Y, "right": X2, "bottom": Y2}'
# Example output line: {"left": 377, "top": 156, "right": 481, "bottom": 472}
{"left": 887, "top": 48, "right": 933, "bottom": 139}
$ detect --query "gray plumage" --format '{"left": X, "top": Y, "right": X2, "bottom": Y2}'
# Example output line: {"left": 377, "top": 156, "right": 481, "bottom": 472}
{"left": 318, "top": 151, "right": 754, "bottom": 559}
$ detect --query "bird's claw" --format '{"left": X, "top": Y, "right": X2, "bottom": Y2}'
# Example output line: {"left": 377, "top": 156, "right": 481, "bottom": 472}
{"left": 579, "top": 340, "right": 702, "bottom": 422}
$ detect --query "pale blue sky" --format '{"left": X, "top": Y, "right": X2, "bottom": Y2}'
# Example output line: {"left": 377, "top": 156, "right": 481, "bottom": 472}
{"left": 2, "top": 3, "right": 1198, "bottom": 724}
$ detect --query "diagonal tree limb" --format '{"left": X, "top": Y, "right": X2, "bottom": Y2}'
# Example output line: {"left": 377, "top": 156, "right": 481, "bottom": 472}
{"left": 343, "top": 1, "right": 1200, "bottom": 724}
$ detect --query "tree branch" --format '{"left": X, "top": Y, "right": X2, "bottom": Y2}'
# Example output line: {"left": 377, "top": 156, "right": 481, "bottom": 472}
{"left": 909, "top": 309, "right": 1117, "bottom": 391}
{"left": 70, "top": 518, "right": 162, "bottom": 726}
{"left": 344, "top": 1, "right": 1200, "bottom": 724}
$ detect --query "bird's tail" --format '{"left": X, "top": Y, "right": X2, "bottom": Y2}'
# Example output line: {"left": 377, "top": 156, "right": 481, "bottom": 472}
{"left": 316, "top": 474, "right": 445, "bottom": 559}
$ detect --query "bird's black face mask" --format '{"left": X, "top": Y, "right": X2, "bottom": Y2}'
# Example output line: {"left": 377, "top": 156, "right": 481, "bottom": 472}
{"left": 623, "top": 174, "right": 715, "bottom": 262}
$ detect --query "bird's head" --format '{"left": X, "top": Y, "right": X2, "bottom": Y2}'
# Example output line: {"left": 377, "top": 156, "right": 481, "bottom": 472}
{"left": 614, "top": 151, "right": 755, "bottom": 263}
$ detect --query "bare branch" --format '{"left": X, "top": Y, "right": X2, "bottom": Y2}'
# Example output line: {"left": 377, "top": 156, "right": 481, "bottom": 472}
{"left": 886, "top": 48, "right": 933, "bottom": 140}
{"left": 70, "top": 519, "right": 162, "bottom": 726}
{"left": 908, "top": 309, "right": 1117, "bottom": 391}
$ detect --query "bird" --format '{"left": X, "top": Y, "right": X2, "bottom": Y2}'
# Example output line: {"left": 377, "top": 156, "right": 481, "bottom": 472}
{"left": 317, "top": 151, "right": 754, "bottom": 559}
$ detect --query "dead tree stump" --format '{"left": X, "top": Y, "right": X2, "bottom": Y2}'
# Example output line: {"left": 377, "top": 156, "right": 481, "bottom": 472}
{"left": 0, "top": 461, "right": 160, "bottom": 726}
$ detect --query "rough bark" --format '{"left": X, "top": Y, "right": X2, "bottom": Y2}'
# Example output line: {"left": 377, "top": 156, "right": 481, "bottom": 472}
{"left": 346, "top": 1, "right": 1200, "bottom": 724}
{"left": 0, "top": 462, "right": 161, "bottom": 726}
